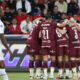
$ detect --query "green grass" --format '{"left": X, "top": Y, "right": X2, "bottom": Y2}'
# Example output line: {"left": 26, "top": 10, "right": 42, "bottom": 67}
{"left": 0, "top": 73, "right": 79, "bottom": 80}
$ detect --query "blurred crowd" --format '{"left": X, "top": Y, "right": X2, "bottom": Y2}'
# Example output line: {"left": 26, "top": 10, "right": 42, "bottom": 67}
{"left": 0, "top": 0, "right": 80, "bottom": 34}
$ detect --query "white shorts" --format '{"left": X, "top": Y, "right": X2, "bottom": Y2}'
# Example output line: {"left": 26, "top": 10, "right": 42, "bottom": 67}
{"left": 0, "top": 52, "right": 4, "bottom": 61}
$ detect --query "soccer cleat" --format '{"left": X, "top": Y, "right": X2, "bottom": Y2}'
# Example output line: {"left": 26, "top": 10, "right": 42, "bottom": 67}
{"left": 57, "top": 75, "right": 64, "bottom": 79}
{"left": 65, "top": 76, "right": 70, "bottom": 79}
{"left": 40, "top": 75, "right": 43, "bottom": 79}
{"left": 30, "top": 76, "right": 34, "bottom": 79}
{"left": 34, "top": 75, "right": 40, "bottom": 79}
{"left": 49, "top": 75, "right": 55, "bottom": 79}
{"left": 73, "top": 76, "right": 78, "bottom": 79}
{"left": 43, "top": 76, "right": 48, "bottom": 80}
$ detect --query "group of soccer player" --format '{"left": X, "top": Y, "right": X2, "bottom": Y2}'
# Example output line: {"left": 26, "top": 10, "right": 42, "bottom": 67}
{"left": 26, "top": 14, "right": 80, "bottom": 79}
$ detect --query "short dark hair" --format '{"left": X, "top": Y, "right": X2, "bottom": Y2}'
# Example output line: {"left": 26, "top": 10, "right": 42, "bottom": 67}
{"left": 45, "top": 15, "right": 52, "bottom": 20}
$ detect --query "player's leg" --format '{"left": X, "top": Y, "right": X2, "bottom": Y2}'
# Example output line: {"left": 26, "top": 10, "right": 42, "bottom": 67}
{"left": 35, "top": 55, "right": 41, "bottom": 78}
{"left": 57, "top": 47, "right": 64, "bottom": 79}
{"left": 64, "top": 47, "right": 70, "bottom": 79}
{"left": 70, "top": 48, "right": 77, "bottom": 79}
{"left": 49, "top": 56, "right": 56, "bottom": 79}
{"left": 0, "top": 61, "right": 9, "bottom": 80}
{"left": 43, "top": 55, "right": 48, "bottom": 79}
{"left": 27, "top": 46, "right": 35, "bottom": 79}
{"left": 77, "top": 48, "right": 80, "bottom": 78}
{"left": 64, "top": 55, "right": 70, "bottom": 79}
{"left": 29, "top": 55, "right": 34, "bottom": 79}
{"left": 42, "top": 48, "right": 48, "bottom": 79}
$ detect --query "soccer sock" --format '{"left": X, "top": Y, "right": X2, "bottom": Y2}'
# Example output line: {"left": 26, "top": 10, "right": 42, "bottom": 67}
{"left": 71, "top": 60, "right": 77, "bottom": 76}
{"left": 29, "top": 60, "right": 34, "bottom": 77}
{"left": 58, "top": 61, "right": 63, "bottom": 69}
{"left": 50, "top": 61, "right": 55, "bottom": 76}
{"left": 43, "top": 61, "right": 47, "bottom": 77}
{"left": 0, "top": 69, "right": 8, "bottom": 80}
{"left": 58, "top": 61, "right": 63, "bottom": 76}
{"left": 35, "top": 60, "right": 40, "bottom": 76}
{"left": 59, "top": 69, "right": 63, "bottom": 77}
{"left": 69, "top": 70, "right": 72, "bottom": 78}
{"left": 65, "top": 61, "right": 70, "bottom": 76}
{"left": 77, "top": 61, "right": 80, "bottom": 71}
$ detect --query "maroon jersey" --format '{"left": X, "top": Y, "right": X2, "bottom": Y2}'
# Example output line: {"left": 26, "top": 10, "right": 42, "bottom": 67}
{"left": 66, "top": 25, "right": 75, "bottom": 43}
{"left": 55, "top": 27, "right": 69, "bottom": 46}
{"left": 26, "top": 20, "right": 41, "bottom": 49}
{"left": 66, "top": 25, "right": 80, "bottom": 48}
{"left": 38, "top": 21, "right": 57, "bottom": 48}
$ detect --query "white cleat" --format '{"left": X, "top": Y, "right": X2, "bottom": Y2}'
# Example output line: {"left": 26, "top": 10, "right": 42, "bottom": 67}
{"left": 43, "top": 76, "right": 48, "bottom": 80}
{"left": 49, "top": 75, "right": 55, "bottom": 79}
{"left": 78, "top": 73, "right": 80, "bottom": 78}
{"left": 34, "top": 75, "right": 40, "bottom": 79}
{"left": 40, "top": 75, "right": 43, "bottom": 79}
{"left": 30, "top": 76, "right": 34, "bottom": 79}
{"left": 69, "top": 73, "right": 72, "bottom": 78}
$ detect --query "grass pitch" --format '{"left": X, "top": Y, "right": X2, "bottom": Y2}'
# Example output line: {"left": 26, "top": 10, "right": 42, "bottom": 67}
{"left": 0, "top": 73, "right": 79, "bottom": 80}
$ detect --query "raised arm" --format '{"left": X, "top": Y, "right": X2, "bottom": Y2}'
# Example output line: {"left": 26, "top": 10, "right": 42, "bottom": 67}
{"left": 56, "top": 28, "right": 67, "bottom": 34}
{"left": 75, "top": 24, "right": 80, "bottom": 32}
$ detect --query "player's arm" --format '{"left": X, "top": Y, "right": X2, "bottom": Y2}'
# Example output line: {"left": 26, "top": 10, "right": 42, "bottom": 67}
{"left": 39, "top": 31, "right": 42, "bottom": 38}
{"left": 56, "top": 28, "right": 67, "bottom": 34}
{"left": 75, "top": 24, "right": 80, "bottom": 32}
{"left": 57, "top": 19, "right": 69, "bottom": 27}
{"left": 0, "top": 34, "right": 12, "bottom": 58}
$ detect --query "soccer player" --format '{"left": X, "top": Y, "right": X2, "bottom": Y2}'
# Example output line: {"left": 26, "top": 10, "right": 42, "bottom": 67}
{"left": 38, "top": 16, "right": 68, "bottom": 79}
{"left": 55, "top": 26, "right": 70, "bottom": 79}
{"left": 0, "top": 7, "right": 12, "bottom": 80}
{"left": 67, "top": 18, "right": 80, "bottom": 79}
{"left": 26, "top": 15, "right": 43, "bottom": 79}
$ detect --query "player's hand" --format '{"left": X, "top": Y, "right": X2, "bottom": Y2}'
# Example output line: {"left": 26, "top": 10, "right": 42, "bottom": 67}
{"left": 9, "top": 50, "right": 13, "bottom": 58}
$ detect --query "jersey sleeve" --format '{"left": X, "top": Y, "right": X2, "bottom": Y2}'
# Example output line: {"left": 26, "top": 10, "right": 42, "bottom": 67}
{"left": 0, "top": 22, "right": 4, "bottom": 34}
{"left": 52, "top": 23, "right": 58, "bottom": 29}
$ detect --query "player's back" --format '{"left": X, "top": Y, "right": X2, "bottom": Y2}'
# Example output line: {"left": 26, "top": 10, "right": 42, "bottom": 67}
{"left": 39, "top": 21, "right": 56, "bottom": 47}
{"left": 55, "top": 27, "right": 69, "bottom": 45}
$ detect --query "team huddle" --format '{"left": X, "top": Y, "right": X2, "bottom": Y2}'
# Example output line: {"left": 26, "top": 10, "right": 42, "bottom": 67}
{"left": 26, "top": 15, "right": 80, "bottom": 79}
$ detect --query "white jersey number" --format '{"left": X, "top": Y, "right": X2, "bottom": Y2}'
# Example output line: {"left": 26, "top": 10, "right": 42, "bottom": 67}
{"left": 56, "top": 30, "right": 62, "bottom": 37}
{"left": 74, "top": 29, "right": 78, "bottom": 39}
{"left": 42, "top": 30, "right": 49, "bottom": 39}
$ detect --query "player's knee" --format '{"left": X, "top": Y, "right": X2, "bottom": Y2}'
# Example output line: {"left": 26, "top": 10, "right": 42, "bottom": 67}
{"left": 43, "top": 55, "right": 48, "bottom": 61}
{"left": 64, "top": 56, "right": 69, "bottom": 61}
{"left": 35, "top": 55, "right": 40, "bottom": 60}
{"left": 30, "top": 56, "right": 34, "bottom": 61}
{"left": 58, "top": 56, "right": 62, "bottom": 61}
{"left": 50, "top": 56, "right": 56, "bottom": 61}
{"left": 70, "top": 57, "right": 76, "bottom": 61}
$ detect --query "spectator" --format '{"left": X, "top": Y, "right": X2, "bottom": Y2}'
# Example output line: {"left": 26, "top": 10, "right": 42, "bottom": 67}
{"left": 20, "top": 16, "right": 32, "bottom": 33}
{"left": 48, "top": 0, "right": 56, "bottom": 12}
{"left": 71, "top": 14, "right": 80, "bottom": 23}
{"left": 31, "top": 0, "right": 41, "bottom": 16}
{"left": 4, "top": 26, "right": 10, "bottom": 34}
{"left": 67, "top": 0, "right": 79, "bottom": 16}
{"left": 14, "top": 9, "right": 26, "bottom": 25}
{"left": 40, "top": 0, "right": 49, "bottom": 11}
{"left": 3, "top": 7, "right": 14, "bottom": 26}
{"left": 55, "top": 0, "right": 68, "bottom": 13}
{"left": 60, "top": 13, "right": 67, "bottom": 22}
{"left": 42, "top": 9, "right": 48, "bottom": 18}
{"left": 0, "top": 0, "right": 6, "bottom": 10}
{"left": 16, "top": 0, "right": 31, "bottom": 14}
{"left": 8, "top": 18, "right": 21, "bottom": 34}
{"left": 51, "top": 6, "right": 61, "bottom": 22}
{"left": 6, "top": 0, "right": 16, "bottom": 13}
